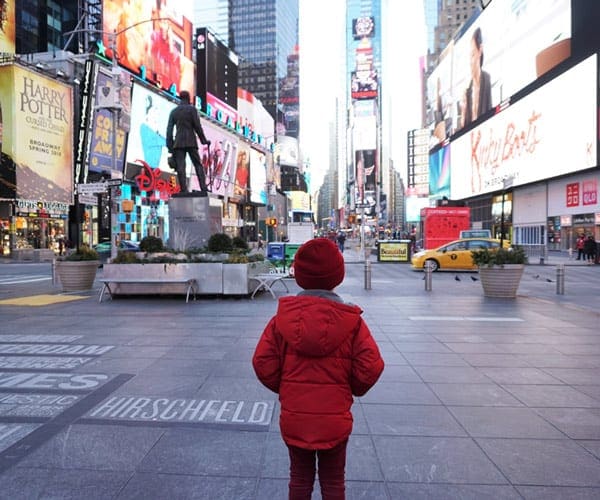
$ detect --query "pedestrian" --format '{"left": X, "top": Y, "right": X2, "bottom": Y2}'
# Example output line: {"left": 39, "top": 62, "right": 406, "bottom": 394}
{"left": 583, "top": 234, "right": 597, "bottom": 265}
{"left": 576, "top": 234, "right": 585, "bottom": 260}
{"left": 166, "top": 90, "right": 211, "bottom": 194}
{"left": 336, "top": 230, "right": 346, "bottom": 252}
{"left": 252, "top": 238, "right": 384, "bottom": 500}
{"left": 257, "top": 232, "right": 264, "bottom": 251}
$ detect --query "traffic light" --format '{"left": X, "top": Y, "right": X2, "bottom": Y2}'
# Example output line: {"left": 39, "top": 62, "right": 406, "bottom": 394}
{"left": 266, "top": 217, "right": 278, "bottom": 227}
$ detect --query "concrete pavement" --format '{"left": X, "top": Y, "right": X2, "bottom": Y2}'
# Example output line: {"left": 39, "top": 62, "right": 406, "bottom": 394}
{"left": 0, "top": 245, "right": 599, "bottom": 499}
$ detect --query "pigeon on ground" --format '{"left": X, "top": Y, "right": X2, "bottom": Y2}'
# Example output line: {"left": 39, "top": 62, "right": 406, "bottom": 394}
{"left": 455, "top": 275, "right": 461, "bottom": 281}
{"left": 470, "top": 276, "right": 478, "bottom": 281}
{"left": 546, "top": 278, "right": 553, "bottom": 282}
{"left": 533, "top": 274, "right": 540, "bottom": 279}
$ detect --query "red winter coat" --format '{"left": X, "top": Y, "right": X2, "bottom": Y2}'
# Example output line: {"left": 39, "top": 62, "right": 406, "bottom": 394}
{"left": 252, "top": 293, "right": 384, "bottom": 450}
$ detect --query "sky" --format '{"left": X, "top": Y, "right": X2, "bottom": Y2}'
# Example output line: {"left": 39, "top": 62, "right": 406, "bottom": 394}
{"left": 298, "top": 0, "right": 427, "bottom": 192}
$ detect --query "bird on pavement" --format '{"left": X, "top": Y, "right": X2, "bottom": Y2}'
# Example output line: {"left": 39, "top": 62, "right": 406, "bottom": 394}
{"left": 546, "top": 278, "right": 553, "bottom": 282}
{"left": 455, "top": 275, "right": 461, "bottom": 281}
{"left": 470, "top": 276, "right": 478, "bottom": 281}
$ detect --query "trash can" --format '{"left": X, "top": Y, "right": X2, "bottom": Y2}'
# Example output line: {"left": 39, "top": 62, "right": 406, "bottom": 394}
{"left": 267, "top": 242, "right": 285, "bottom": 261}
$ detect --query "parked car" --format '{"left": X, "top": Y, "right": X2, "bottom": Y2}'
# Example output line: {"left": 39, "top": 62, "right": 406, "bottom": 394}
{"left": 93, "top": 240, "right": 140, "bottom": 261}
{"left": 410, "top": 238, "right": 508, "bottom": 271}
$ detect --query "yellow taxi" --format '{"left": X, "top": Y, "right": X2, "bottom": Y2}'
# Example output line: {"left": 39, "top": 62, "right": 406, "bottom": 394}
{"left": 411, "top": 238, "right": 508, "bottom": 271}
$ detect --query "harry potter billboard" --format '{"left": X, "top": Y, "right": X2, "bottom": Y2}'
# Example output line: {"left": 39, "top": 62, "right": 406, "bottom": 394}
{"left": 0, "top": 65, "right": 73, "bottom": 204}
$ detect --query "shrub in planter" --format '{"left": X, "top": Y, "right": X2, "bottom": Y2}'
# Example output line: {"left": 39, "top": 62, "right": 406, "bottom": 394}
{"left": 62, "top": 244, "right": 99, "bottom": 261}
{"left": 232, "top": 236, "right": 249, "bottom": 252}
{"left": 111, "top": 251, "right": 141, "bottom": 264}
{"left": 208, "top": 233, "right": 233, "bottom": 253}
{"left": 56, "top": 245, "right": 100, "bottom": 292}
{"left": 139, "top": 235, "right": 164, "bottom": 253}
{"left": 471, "top": 246, "right": 528, "bottom": 267}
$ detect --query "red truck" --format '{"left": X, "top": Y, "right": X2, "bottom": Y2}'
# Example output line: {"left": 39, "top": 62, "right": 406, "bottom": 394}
{"left": 419, "top": 207, "right": 471, "bottom": 250}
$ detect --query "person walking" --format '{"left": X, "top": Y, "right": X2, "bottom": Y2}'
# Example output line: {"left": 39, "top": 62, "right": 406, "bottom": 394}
{"left": 583, "top": 234, "right": 597, "bottom": 265}
{"left": 336, "top": 230, "right": 346, "bottom": 253}
{"left": 576, "top": 234, "right": 586, "bottom": 260}
{"left": 166, "top": 90, "right": 211, "bottom": 194}
{"left": 253, "top": 238, "right": 384, "bottom": 500}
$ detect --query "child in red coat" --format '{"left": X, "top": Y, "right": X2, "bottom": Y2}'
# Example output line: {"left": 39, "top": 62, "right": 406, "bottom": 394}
{"left": 252, "top": 238, "right": 384, "bottom": 499}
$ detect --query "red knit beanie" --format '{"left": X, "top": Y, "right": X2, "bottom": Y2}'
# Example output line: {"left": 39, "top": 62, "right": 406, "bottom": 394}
{"left": 293, "top": 238, "right": 345, "bottom": 290}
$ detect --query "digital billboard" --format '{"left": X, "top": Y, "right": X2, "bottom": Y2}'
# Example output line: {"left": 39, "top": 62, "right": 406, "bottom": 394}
{"left": 249, "top": 148, "right": 267, "bottom": 205}
{"left": 0, "top": 0, "right": 15, "bottom": 54}
{"left": 195, "top": 27, "right": 238, "bottom": 115}
{"left": 198, "top": 121, "right": 239, "bottom": 199}
{"left": 102, "top": 0, "right": 195, "bottom": 94}
{"left": 234, "top": 143, "right": 251, "bottom": 202}
{"left": 426, "top": 0, "right": 571, "bottom": 146}
{"left": 126, "top": 83, "right": 175, "bottom": 173}
{"left": 429, "top": 145, "right": 450, "bottom": 200}
{"left": 450, "top": 54, "right": 596, "bottom": 199}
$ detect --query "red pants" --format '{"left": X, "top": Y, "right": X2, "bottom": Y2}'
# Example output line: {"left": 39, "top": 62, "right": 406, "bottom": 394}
{"left": 287, "top": 439, "right": 348, "bottom": 500}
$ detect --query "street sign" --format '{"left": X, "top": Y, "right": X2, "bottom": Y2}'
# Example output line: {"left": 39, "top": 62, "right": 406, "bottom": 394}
{"left": 104, "top": 179, "right": 123, "bottom": 187}
{"left": 77, "top": 183, "right": 107, "bottom": 194}
{"left": 78, "top": 194, "right": 98, "bottom": 205}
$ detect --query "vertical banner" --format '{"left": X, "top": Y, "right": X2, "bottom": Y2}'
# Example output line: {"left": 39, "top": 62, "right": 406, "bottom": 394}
{"left": 0, "top": 0, "right": 15, "bottom": 54}
{"left": 7, "top": 66, "right": 73, "bottom": 204}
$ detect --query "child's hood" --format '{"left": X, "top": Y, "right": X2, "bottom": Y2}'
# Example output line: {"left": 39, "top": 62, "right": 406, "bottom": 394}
{"left": 274, "top": 295, "right": 363, "bottom": 357}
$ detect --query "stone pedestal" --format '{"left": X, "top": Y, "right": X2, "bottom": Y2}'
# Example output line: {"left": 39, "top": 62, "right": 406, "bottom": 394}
{"left": 168, "top": 193, "right": 222, "bottom": 250}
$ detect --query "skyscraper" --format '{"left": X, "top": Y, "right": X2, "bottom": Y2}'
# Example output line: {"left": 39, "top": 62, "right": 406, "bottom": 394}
{"left": 228, "top": 0, "right": 299, "bottom": 128}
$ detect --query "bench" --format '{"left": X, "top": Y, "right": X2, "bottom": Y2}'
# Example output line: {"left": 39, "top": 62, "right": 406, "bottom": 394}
{"left": 249, "top": 273, "right": 292, "bottom": 299}
{"left": 98, "top": 278, "right": 198, "bottom": 303}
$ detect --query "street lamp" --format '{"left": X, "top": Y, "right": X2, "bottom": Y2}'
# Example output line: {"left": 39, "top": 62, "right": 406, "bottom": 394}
{"left": 500, "top": 175, "right": 514, "bottom": 248}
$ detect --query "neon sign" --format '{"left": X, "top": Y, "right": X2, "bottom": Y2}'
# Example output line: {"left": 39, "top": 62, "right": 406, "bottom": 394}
{"left": 134, "top": 160, "right": 180, "bottom": 200}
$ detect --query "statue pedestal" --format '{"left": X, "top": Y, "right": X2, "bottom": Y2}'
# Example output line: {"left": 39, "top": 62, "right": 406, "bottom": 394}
{"left": 168, "top": 193, "right": 222, "bottom": 250}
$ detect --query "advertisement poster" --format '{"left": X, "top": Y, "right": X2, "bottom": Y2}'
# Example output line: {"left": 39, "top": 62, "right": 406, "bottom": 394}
{"left": 88, "top": 70, "right": 130, "bottom": 174}
{"left": 126, "top": 83, "right": 175, "bottom": 172}
{"left": 102, "top": 0, "right": 195, "bottom": 94}
{"left": 0, "top": 0, "right": 15, "bottom": 54}
{"left": 249, "top": 148, "right": 267, "bottom": 205}
{"left": 0, "top": 65, "right": 73, "bottom": 204}
{"left": 234, "top": 143, "right": 250, "bottom": 202}
{"left": 198, "top": 121, "right": 239, "bottom": 199}
{"left": 426, "top": 0, "right": 570, "bottom": 146}
{"left": 451, "top": 54, "right": 596, "bottom": 199}
{"left": 378, "top": 241, "right": 410, "bottom": 263}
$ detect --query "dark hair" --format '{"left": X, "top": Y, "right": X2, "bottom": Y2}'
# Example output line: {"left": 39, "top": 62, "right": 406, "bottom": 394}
{"left": 472, "top": 27, "right": 484, "bottom": 67}
{"left": 179, "top": 90, "right": 191, "bottom": 103}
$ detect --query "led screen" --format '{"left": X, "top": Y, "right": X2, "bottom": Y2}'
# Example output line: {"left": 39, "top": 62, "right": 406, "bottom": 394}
{"left": 249, "top": 148, "right": 267, "bottom": 205}
{"left": 450, "top": 54, "right": 596, "bottom": 199}
{"left": 0, "top": 0, "right": 15, "bottom": 54}
{"left": 102, "top": 0, "right": 195, "bottom": 94}
{"left": 426, "top": 0, "right": 571, "bottom": 146}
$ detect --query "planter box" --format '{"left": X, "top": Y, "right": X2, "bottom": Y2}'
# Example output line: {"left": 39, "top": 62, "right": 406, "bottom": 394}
{"left": 223, "top": 261, "right": 271, "bottom": 294}
{"left": 56, "top": 260, "right": 100, "bottom": 292}
{"left": 478, "top": 264, "right": 525, "bottom": 298}
{"left": 102, "top": 261, "right": 271, "bottom": 296}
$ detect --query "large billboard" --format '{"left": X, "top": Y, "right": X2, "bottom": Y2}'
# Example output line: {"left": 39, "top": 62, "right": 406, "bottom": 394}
{"left": 102, "top": 0, "right": 195, "bottom": 94}
{"left": 451, "top": 54, "right": 597, "bottom": 199}
{"left": 199, "top": 121, "right": 240, "bottom": 199}
{"left": 426, "top": 0, "right": 571, "bottom": 147}
{"left": 126, "top": 83, "right": 175, "bottom": 173}
{"left": 195, "top": 27, "right": 238, "bottom": 117}
{"left": 0, "top": 0, "right": 15, "bottom": 54}
{"left": 0, "top": 65, "right": 73, "bottom": 204}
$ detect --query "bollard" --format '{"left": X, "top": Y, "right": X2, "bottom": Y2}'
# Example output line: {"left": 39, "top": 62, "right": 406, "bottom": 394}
{"left": 52, "top": 258, "right": 57, "bottom": 285}
{"left": 364, "top": 259, "right": 372, "bottom": 290}
{"left": 556, "top": 263, "right": 565, "bottom": 295}
{"left": 424, "top": 261, "right": 433, "bottom": 291}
